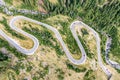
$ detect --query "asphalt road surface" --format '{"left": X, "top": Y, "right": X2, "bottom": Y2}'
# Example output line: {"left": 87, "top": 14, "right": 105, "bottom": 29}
{"left": 0, "top": 16, "right": 112, "bottom": 79}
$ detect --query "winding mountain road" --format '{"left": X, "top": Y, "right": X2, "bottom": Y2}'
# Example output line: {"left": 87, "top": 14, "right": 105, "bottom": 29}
{"left": 12, "top": 16, "right": 87, "bottom": 65}
{"left": 71, "top": 21, "right": 112, "bottom": 78}
{"left": 0, "top": 16, "right": 112, "bottom": 79}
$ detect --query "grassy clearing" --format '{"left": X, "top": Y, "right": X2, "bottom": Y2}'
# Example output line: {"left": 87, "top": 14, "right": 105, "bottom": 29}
{"left": 76, "top": 25, "right": 96, "bottom": 59}
{"left": 7, "top": 70, "right": 17, "bottom": 80}
{"left": 0, "top": 73, "right": 9, "bottom": 80}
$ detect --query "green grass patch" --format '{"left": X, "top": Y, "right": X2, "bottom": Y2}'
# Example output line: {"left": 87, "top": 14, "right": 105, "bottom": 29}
{"left": 84, "top": 70, "right": 96, "bottom": 80}
{"left": 66, "top": 62, "right": 86, "bottom": 73}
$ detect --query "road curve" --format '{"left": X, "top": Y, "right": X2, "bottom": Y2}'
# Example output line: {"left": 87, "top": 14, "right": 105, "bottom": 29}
{"left": 71, "top": 21, "right": 112, "bottom": 78}
{"left": 0, "top": 16, "right": 112, "bottom": 78}
{"left": 0, "top": 16, "right": 87, "bottom": 65}
{"left": 15, "top": 16, "right": 87, "bottom": 65}
{"left": 0, "top": 19, "right": 39, "bottom": 55}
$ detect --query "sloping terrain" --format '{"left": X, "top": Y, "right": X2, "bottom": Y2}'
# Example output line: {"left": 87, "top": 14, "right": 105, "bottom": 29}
{"left": 0, "top": 0, "right": 120, "bottom": 80}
